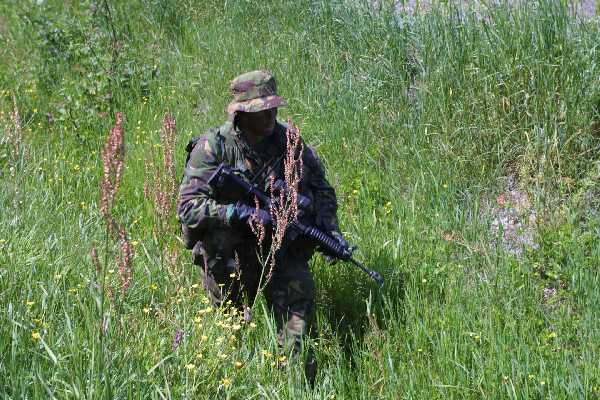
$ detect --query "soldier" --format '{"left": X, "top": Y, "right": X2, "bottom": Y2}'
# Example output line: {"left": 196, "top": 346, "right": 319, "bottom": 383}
{"left": 177, "top": 70, "right": 346, "bottom": 381}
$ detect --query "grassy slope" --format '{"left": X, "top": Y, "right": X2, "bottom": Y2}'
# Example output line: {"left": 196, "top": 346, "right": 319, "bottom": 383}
{"left": 1, "top": 0, "right": 600, "bottom": 398}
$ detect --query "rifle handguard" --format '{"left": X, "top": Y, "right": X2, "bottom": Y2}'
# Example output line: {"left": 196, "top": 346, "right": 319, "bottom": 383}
{"left": 294, "top": 222, "right": 352, "bottom": 260}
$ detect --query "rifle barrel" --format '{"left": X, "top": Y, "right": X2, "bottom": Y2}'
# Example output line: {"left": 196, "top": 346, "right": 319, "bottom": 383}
{"left": 350, "top": 258, "right": 385, "bottom": 287}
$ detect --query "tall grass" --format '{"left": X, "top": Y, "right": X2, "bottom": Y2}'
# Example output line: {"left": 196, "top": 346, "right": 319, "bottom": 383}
{"left": 1, "top": 0, "right": 599, "bottom": 398}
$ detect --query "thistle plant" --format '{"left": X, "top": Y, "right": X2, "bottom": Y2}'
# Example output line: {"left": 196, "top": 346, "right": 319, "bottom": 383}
{"left": 143, "top": 113, "right": 180, "bottom": 277}
{"left": 10, "top": 95, "right": 26, "bottom": 165}
{"left": 253, "top": 120, "right": 304, "bottom": 288}
{"left": 87, "top": 111, "right": 134, "bottom": 399}
{"left": 93, "top": 111, "right": 134, "bottom": 305}
{"left": 116, "top": 226, "right": 134, "bottom": 295}
{"left": 100, "top": 112, "right": 125, "bottom": 235}
{"left": 248, "top": 196, "right": 267, "bottom": 247}
{"left": 267, "top": 120, "right": 304, "bottom": 277}
{"left": 146, "top": 113, "right": 178, "bottom": 228}
{"left": 0, "top": 94, "right": 27, "bottom": 177}
{"left": 144, "top": 113, "right": 178, "bottom": 229}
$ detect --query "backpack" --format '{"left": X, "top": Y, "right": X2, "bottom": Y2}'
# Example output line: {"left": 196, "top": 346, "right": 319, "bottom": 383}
{"left": 180, "top": 135, "right": 204, "bottom": 250}
{"left": 180, "top": 127, "right": 222, "bottom": 250}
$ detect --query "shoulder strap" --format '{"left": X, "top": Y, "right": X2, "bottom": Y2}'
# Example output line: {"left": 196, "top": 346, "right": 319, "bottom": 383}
{"left": 184, "top": 127, "right": 222, "bottom": 165}
{"left": 184, "top": 136, "right": 202, "bottom": 165}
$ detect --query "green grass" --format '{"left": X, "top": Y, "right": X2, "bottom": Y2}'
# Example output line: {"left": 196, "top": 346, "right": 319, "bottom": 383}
{"left": 1, "top": 0, "right": 600, "bottom": 398}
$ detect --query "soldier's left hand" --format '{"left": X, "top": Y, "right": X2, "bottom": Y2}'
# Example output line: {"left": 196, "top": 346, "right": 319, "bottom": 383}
{"left": 323, "top": 231, "right": 348, "bottom": 265}
{"left": 330, "top": 231, "right": 348, "bottom": 249}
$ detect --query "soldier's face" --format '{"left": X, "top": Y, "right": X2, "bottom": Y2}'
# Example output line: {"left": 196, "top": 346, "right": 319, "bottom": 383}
{"left": 237, "top": 108, "right": 277, "bottom": 141}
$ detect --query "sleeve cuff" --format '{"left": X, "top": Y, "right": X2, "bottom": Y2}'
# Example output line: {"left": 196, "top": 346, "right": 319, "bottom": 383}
{"left": 224, "top": 204, "right": 236, "bottom": 226}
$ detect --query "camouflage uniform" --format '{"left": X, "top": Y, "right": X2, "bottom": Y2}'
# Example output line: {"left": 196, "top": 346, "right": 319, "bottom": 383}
{"left": 177, "top": 71, "right": 340, "bottom": 362}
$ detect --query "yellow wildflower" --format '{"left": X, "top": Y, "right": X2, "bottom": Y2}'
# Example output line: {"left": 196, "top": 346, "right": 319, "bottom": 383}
{"left": 150, "top": 283, "right": 158, "bottom": 291}
{"left": 261, "top": 350, "right": 272, "bottom": 358}
{"left": 31, "top": 331, "right": 41, "bottom": 340}
{"left": 25, "top": 300, "right": 35, "bottom": 306}
{"left": 249, "top": 322, "right": 257, "bottom": 328}
{"left": 221, "top": 378, "right": 232, "bottom": 388}
{"left": 185, "top": 363, "right": 196, "bottom": 371}
{"left": 232, "top": 324, "right": 242, "bottom": 331}
{"left": 234, "top": 361, "right": 242, "bottom": 369}
{"left": 198, "top": 307, "right": 212, "bottom": 315}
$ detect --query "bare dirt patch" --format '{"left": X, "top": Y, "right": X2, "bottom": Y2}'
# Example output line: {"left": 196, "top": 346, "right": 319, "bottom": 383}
{"left": 490, "top": 175, "right": 539, "bottom": 258}
{"left": 370, "top": 0, "right": 598, "bottom": 19}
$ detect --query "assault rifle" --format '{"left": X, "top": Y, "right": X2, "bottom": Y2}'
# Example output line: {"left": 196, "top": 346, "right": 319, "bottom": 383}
{"left": 207, "top": 164, "right": 384, "bottom": 287}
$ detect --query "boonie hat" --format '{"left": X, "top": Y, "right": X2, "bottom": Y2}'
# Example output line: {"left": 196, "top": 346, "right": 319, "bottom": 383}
{"left": 227, "top": 70, "right": 287, "bottom": 114}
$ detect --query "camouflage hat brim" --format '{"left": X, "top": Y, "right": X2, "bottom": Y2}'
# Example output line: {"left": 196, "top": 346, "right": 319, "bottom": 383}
{"left": 227, "top": 95, "right": 287, "bottom": 114}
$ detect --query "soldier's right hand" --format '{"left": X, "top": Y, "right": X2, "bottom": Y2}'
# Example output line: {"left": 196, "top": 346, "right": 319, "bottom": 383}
{"left": 227, "top": 201, "right": 272, "bottom": 226}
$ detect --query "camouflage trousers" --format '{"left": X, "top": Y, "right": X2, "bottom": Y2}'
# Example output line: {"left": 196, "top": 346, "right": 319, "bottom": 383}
{"left": 192, "top": 229, "right": 317, "bottom": 359}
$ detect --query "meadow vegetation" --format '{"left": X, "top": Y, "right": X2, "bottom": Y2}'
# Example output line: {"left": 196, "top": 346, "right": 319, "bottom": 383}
{"left": 1, "top": 0, "right": 600, "bottom": 398}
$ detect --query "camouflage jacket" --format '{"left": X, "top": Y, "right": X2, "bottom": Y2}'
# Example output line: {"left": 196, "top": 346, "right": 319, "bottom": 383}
{"left": 177, "top": 121, "right": 339, "bottom": 241}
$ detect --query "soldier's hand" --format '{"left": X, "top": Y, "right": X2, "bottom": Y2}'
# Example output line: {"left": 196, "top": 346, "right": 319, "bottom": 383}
{"left": 330, "top": 231, "right": 348, "bottom": 249}
{"left": 323, "top": 231, "right": 348, "bottom": 265}
{"left": 227, "top": 201, "right": 272, "bottom": 226}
